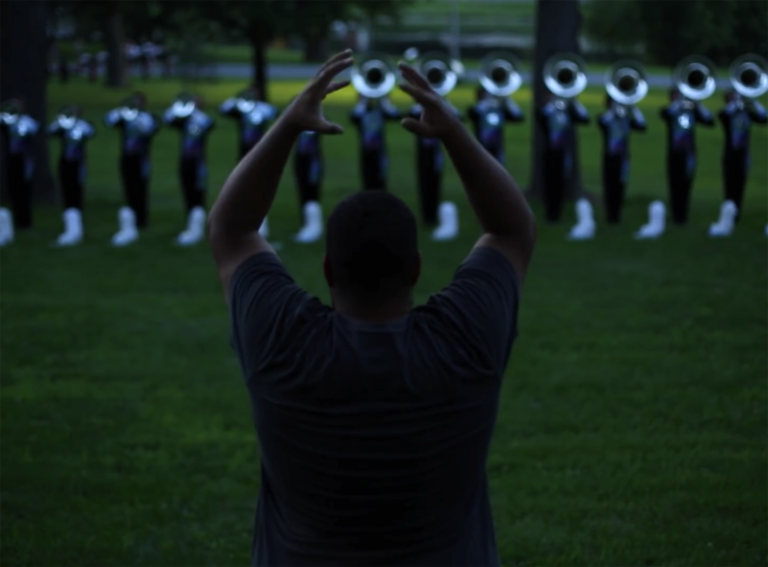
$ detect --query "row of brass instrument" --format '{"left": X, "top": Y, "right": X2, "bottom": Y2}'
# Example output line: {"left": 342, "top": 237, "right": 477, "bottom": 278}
{"left": 349, "top": 49, "right": 768, "bottom": 106}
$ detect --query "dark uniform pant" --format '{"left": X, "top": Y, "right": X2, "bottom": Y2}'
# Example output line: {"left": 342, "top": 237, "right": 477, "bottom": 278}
{"left": 361, "top": 149, "right": 386, "bottom": 191}
{"left": 417, "top": 147, "right": 441, "bottom": 226}
{"left": 543, "top": 149, "right": 567, "bottom": 222}
{"left": 667, "top": 150, "right": 695, "bottom": 225}
{"left": 58, "top": 158, "right": 84, "bottom": 210}
{"left": 180, "top": 157, "right": 206, "bottom": 214}
{"left": 6, "top": 154, "right": 33, "bottom": 228}
{"left": 603, "top": 154, "right": 627, "bottom": 224}
{"left": 121, "top": 154, "right": 150, "bottom": 227}
{"left": 723, "top": 150, "right": 749, "bottom": 222}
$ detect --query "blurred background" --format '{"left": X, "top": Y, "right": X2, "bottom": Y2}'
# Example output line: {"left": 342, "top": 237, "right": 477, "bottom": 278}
{"left": 1, "top": 1, "right": 766, "bottom": 565}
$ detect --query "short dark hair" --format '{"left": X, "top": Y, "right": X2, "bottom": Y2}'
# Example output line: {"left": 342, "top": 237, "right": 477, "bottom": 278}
{"left": 326, "top": 191, "right": 418, "bottom": 303}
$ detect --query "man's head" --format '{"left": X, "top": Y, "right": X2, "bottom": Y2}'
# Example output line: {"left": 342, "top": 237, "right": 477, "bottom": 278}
{"left": 669, "top": 87, "right": 681, "bottom": 102}
{"left": 324, "top": 191, "right": 421, "bottom": 315}
{"left": 133, "top": 91, "right": 147, "bottom": 109}
{"left": 476, "top": 86, "right": 487, "bottom": 101}
{"left": 605, "top": 93, "right": 614, "bottom": 109}
{"left": 726, "top": 89, "right": 740, "bottom": 104}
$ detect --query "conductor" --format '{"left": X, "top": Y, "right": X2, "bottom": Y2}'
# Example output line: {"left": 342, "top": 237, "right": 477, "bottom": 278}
{"left": 207, "top": 50, "right": 535, "bottom": 566}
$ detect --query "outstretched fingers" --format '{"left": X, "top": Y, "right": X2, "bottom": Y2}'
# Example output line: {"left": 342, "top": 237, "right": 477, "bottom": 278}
{"left": 324, "top": 80, "right": 351, "bottom": 97}
{"left": 398, "top": 62, "right": 432, "bottom": 91}
{"left": 314, "top": 57, "right": 354, "bottom": 91}
{"left": 399, "top": 82, "right": 436, "bottom": 107}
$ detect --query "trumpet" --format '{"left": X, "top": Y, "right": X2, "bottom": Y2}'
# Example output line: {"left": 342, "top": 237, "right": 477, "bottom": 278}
{"left": 543, "top": 52, "right": 588, "bottom": 99}
{"left": 674, "top": 55, "right": 716, "bottom": 101}
{"left": 729, "top": 53, "right": 768, "bottom": 99}
{"left": 605, "top": 60, "right": 648, "bottom": 115}
{"left": 479, "top": 51, "right": 523, "bottom": 97}
{"left": 418, "top": 51, "right": 459, "bottom": 97}
{"left": 351, "top": 53, "right": 396, "bottom": 99}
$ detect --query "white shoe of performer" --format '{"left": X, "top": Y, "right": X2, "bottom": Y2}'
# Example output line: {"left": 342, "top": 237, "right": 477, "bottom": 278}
{"left": 55, "top": 208, "right": 83, "bottom": 247}
{"left": 432, "top": 202, "right": 459, "bottom": 242}
{"left": 111, "top": 207, "right": 140, "bottom": 247}
{"left": 0, "top": 208, "right": 14, "bottom": 247}
{"left": 567, "top": 198, "right": 596, "bottom": 240}
{"left": 176, "top": 206, "right": 206, "bottom": 246}
{"left": 635, "top": 200, "right": 666, "bottom": 240}
{"left": 708, "top": 200, "right": 737, "bottom": 238}
{"left": 294, "top": 201, "right": 323, "bottom": 244}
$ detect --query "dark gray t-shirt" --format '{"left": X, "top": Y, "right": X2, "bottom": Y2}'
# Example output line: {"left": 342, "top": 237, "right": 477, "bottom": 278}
{"left": 229, "top": 246, "right": 520, "bottom": 566}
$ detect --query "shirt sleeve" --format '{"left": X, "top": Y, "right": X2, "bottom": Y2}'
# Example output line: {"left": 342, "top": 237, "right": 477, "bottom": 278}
{"left": 228, "top": 252, "right": 318, "bottom": 380}
{"left": 421, "top": 246, "right": 520, "bottom": 377}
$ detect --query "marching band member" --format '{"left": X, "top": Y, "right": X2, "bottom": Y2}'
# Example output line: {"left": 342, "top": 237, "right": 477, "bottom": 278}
{"left": 48, "top": 105, "right": 96, "bottom": 246}
{"left": 638, "top": 87, "right": 714, "bottom": 239}
{"left": 598, "top": 93, "right": 647, "bottom": 224}
{"left": 219, "top": 87, "right": 278, "bottom": 239}
{"left": 293, "top": 130, "right": 324, "bottom": 243}
{"left": 219, "top": 87, "right": 278, "bottom": 160}
{"left": 708, "top": 89, "right": 767, "bottom": 237}
{"left": 163, "top": 93, "right": 215, "bottom": 246}
{"left": 350, "top": 94, "right": 402, "bottom": 191}
{"left": 104, "top": 92, "right": 161, "bottom": 246}
{"left": 0, "top": 98, "right": 39, "bottom": 245}
{"left": 467, "top": 86, "right": 524, "bottom": 165}
{"left": 408, "top": 101, "right": 462, "bottom": 241}
{"left": 537, "top": 90, "right": 590, "bottom": 227}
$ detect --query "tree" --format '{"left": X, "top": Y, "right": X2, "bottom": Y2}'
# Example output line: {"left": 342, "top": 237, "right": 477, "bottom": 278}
{"left": 528, "top": 0, "right": 585, "bottom": 199}
{"left": 0, "top": 0, "right": 55, "bottom": 204}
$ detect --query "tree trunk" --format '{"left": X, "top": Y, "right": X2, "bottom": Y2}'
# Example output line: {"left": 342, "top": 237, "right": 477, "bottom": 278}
{"left": 251, "top": 36, "right": 268, "bottom": 101}
{"left": 104, "top": 6, "right": 126, "bottom": 88}
{"left": 0, "top": 0, "right": 55, "bottom": 204}
{"left": 529, "top": 0, "right": 585, "bottom": 199}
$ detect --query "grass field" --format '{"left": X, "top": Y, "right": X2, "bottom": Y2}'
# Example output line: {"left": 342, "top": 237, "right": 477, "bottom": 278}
{"left": 2, "top": 77, "right": 767, "bottom": 566}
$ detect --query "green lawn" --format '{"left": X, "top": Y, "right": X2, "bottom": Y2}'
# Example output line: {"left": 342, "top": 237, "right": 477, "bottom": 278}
{"left": 2, "top": 78, "right": 767, "bottom": 566}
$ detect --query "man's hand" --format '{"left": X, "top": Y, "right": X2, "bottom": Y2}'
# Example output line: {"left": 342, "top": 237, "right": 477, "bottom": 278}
{"left": 281, "top": 49, "right": 353, "bottom": 135}
{"left": 398, "top": 62, "right": 464, "bottom": 140}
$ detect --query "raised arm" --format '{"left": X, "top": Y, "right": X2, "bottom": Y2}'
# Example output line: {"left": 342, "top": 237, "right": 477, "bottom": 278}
{"left": 750, "top": 100, "right": 768, "bottom": 124}
{"left": 630, "top": 106, "right": 647, "bottom": 131}
{"left": 219, "top": 98, "right": 238, "bottom": 117}
{"left": 502, "top": 98, "right": 524, "bottom": 122}
{"left": 569, "top": 99, "right": 590, "bottom": 124}
{"left": 398, "top": 63, "right": 535, "bottom": 282}
{"left": 695, "top": 102, "right": 715, "bottom": 126}
{"left": 207, "top": 50, "right": 353, "bottom": 302}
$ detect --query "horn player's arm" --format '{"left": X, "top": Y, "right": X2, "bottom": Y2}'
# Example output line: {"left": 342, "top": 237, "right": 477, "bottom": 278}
{"left": 350, "top": 99, "right": 365, "bottom": 126}
{"left": 630, "top": 107, "right": 647, "bottom": 132}
{"left": 748, "top": 100, "right": 768, "bottom": 124}
{"left": 502, "top": 99, "right": 524, "bottom": 123}
{"left": 568, "top": 99, "right": 590, "bottom": 125}
{"left": 693, "top": 102, "right": 715, "bottom": 127}
{"left": 381, "top": 97, "right": 402, "bottom": 120}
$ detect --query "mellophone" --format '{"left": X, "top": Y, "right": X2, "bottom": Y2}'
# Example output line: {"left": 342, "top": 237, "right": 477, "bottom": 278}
{"left": 0, "top": 51, "right": 766, "bottom": 249}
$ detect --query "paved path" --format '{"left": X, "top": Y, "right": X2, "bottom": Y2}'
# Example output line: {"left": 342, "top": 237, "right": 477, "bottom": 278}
{"left": 180, "top": 62, "right": 733, "bottom": 89}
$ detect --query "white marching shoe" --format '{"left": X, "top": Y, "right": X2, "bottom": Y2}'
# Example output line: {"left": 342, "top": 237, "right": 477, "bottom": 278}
{"left": 55, "top": 208, "right": 83, "bottom": 247}
{"left": 111, "top": 207, "right": 139, "bottom": 247}
{"left": 567, "top": 198, "right": 596, "bottom": 240}
{"left": 708, "top": 200, "right": 738, "bottom": 238}
{"left": 294, "top": 201, "right": 323, "bottom": 244}
{"left": 635, "top": 200, "right": 666, "bottom": 240}
{"left": 259, "top": 217, "right": 269, "bottom": 239}
{"left": 432, "top": 202, "right": 459, "bottom": 241}
{"left": 176, "top": 206, "right": 206, "bottom": 246}
{"left": 0, "top": 208, "right": 14, "bottom": 247}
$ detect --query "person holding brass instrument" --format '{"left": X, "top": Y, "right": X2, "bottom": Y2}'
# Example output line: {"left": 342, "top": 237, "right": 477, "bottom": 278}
{"left": 637, "top": 56, "right": 715, "bottom": 239}
{"left": 598, "top": 62, "right": 648, "bottom": 225}
{"left": 104, "top": 92, "right": 161, "bottom": 247}
{"left": 708, "top": 54, "right": 768, "bottom": 237}
{"left": 219, "top": 86, "right": 278, "bottom": 161}
{"left": 467, "top": 52, "right": 525, "bottom": 165}
{"left": 0, "top": 98, "right": 39, "bottom": 246}
{"left": 48, "top": 105, "right": 96, "bottom": 247}
{"left": 163, "top": 92, "right": 216, "bottom": 246}
{"left": 409, "top": 52, "right": 463, "bottom": 240}
{"left": 537, "top": 54, "right": 590, "bottom": 232}
{"left": 350, "top": 55, "right": 401, "bottom": 190}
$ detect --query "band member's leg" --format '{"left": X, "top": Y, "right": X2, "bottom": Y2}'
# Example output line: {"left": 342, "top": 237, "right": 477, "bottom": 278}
{"left": 56, "top": 159, "right": 84, "bottom": 246}
{"left": 724, "top": 153, "right": 748, "bottom": 223}
{"left": 362, "top": 149, "right": 382, "bottom": 190}
{"left": 136, "top": 158, "right": 151, "bottom": 228}
{"left": 543, "top": 153, "right": 565, "bottom": 222}
{"left": 417, "top": 153, "right": 439, "bottom": 226}
{"left": 7, "top": 156, "right": 33, "bottom": 228}
{"left": 180, "top": 158, "right": 205, "bottom": 213}
{"left": 603, "top": 156, "right": 624, "bottom": 224}
{"left": 668, "top": 154, "right": 689, "bottom": 225}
